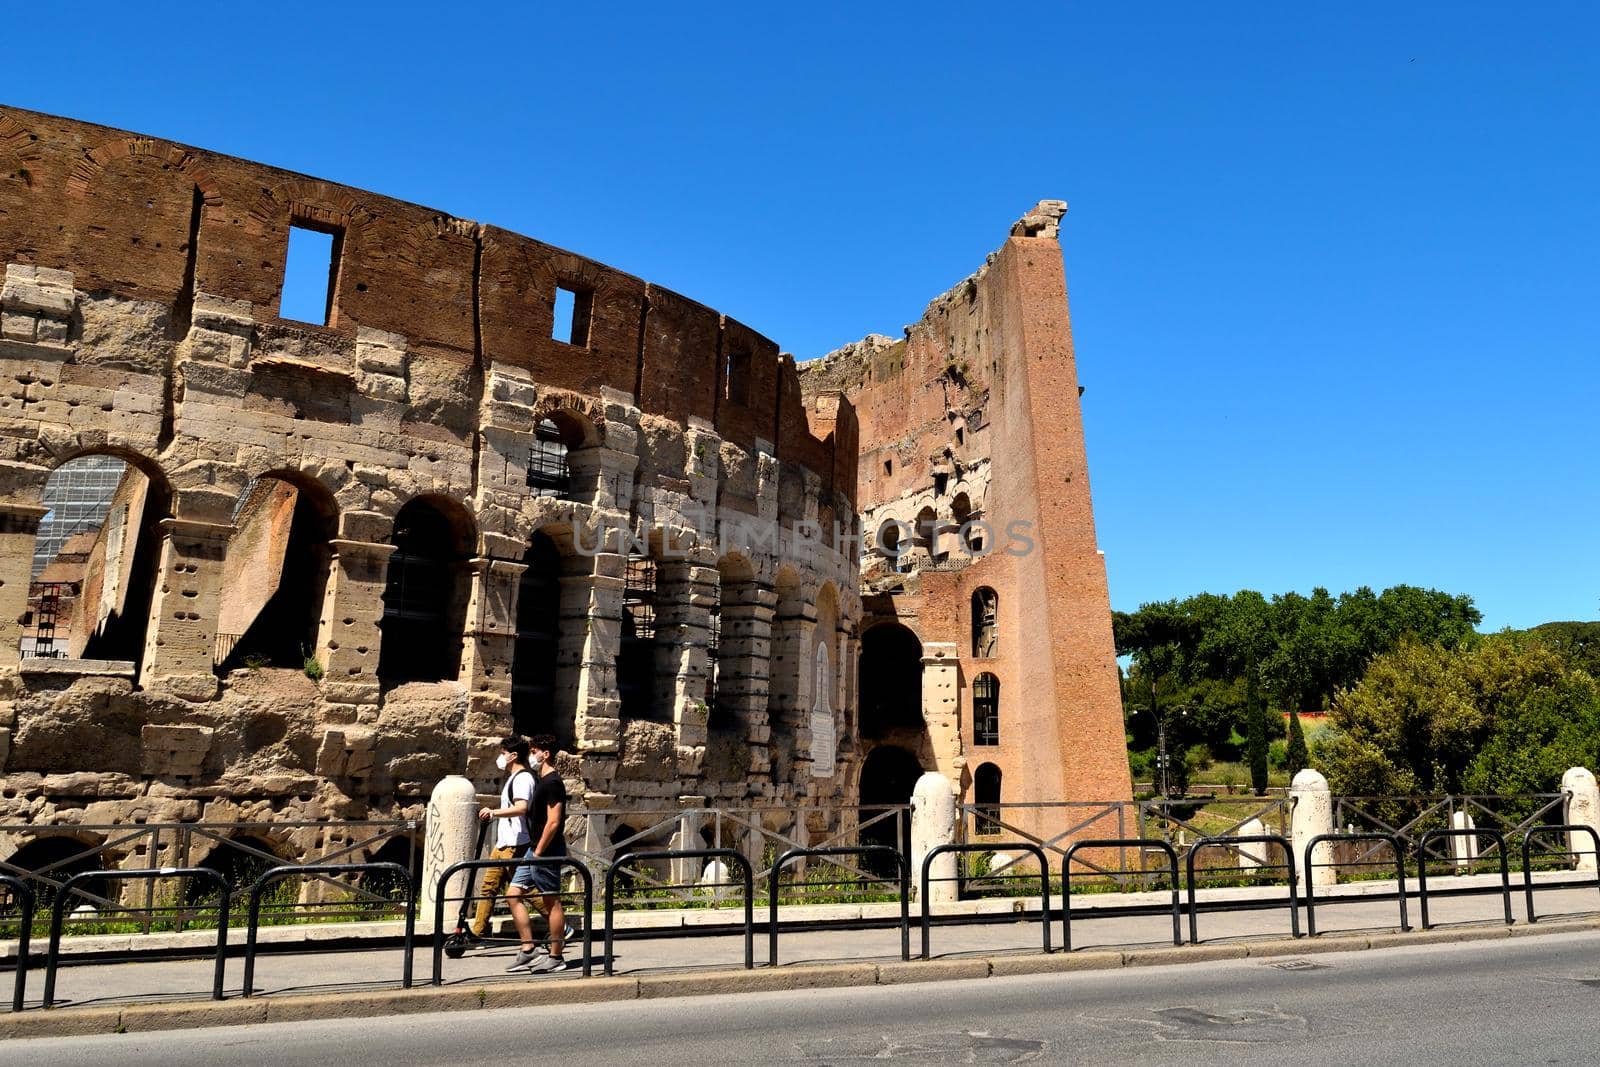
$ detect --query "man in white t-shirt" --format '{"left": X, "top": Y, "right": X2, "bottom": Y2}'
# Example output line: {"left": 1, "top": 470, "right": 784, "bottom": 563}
{"left": 470, "top": 735, "right": 536, "bottom": 939}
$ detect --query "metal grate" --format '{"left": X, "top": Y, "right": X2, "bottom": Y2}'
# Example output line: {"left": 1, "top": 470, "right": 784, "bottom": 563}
{"left": 705, "top": 584, "right": 721, "bottom": 716}
{"left": 525, "top": 419, "right": 570, "bottom": 498}
{"left": 973, "top": 672, "right": 1000, "bottom": 745}
{"left": 24, "top": 582, "right": 68, "bottom": 659}
{"left": 623, "top": 556, "right": 656, "bottom": 639}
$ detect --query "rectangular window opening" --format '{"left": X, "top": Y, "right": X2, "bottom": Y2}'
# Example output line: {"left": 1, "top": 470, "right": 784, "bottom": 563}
{"left": 279, "top": 223, "right": 341, "bottom": 326}
{"left": 883, "top": 458, "right": 893, "bottom": 476}
{"left": 552, "top": 285, "right": 592, "bottom": 347}
{"left": 724, "top": 348, "right": 751, "bottom": 407}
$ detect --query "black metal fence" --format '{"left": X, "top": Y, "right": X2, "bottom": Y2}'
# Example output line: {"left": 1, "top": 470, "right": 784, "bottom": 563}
{"left": 16, "top": 808, "right": 1600, "bottom": 1013}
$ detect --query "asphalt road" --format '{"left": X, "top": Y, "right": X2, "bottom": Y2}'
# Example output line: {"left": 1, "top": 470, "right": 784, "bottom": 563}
{"left": 9, "top": 931, "right": 1600, "bottom": 1065}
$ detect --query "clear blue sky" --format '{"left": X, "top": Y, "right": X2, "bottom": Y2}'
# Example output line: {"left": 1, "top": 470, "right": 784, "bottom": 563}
{"left": 15, "top": 2, "right": 1598, "bottom": 631}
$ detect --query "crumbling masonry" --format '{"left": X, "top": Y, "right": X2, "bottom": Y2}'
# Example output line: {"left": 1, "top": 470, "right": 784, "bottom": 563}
{"left": 0, "top": 107, "right": 862, "bottom": 869}
{"left": 0, "top": 106, "right": 1131, "bottom": 877}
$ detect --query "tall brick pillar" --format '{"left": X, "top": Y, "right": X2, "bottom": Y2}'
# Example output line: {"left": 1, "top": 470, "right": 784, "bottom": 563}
{"left": 140, "top": 517, "right": 233, "bottom": 701}
{"left": 0, "top": 503, "right": 48, "bottom": 671}
{"left": 315, "top": 538, "right": 394, "bottom": 706}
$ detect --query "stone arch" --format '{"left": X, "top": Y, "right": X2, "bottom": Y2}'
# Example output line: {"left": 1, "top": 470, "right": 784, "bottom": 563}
{"left": 377, "top": 494, "right": 476, "bottom": 688}
{"left": 913, "top": 505, "right": 937, "bottom": 554}
{"left": 529, "top": 401, "right": 605, "bottom": 450}
{"left": 1, "top": 832, "right": 117, "bottom": 908}
{"left": 216, "top": 470, "right": 338, "bottom": 671}
{"left": 64, "top": 136, "right": 222, "bottom": 208}
{"left": 22, "top": 451, "right": 172, "bottom": 666}
{"left": 521, "top": 405, "right": 602, "bottom": 505}
{"left": 186, "top": 834, "right": 286, "bottom": 903}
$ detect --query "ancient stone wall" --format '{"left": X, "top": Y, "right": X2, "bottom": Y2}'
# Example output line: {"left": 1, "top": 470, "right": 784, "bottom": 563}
{"left": 0, "top": 106, "right": 861, "bottom": 865}
{"left": 801, "top": 202, "right": 1132, "bottom": 824}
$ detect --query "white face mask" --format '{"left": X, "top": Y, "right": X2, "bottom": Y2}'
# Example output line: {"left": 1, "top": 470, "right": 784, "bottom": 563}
{"left": 530, "top": 752, "right": 546, "bottom": 769}
{"left": 495, "top": 753, "right": 510, "bottom": 771}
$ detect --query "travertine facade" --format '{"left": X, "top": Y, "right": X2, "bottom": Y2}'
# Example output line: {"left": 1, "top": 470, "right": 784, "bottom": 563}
{"left": 800, "top": 202, "right": 1133, "bottom": 825}
{"left": 0, "top": 107, "right": 863, "bottom": 866}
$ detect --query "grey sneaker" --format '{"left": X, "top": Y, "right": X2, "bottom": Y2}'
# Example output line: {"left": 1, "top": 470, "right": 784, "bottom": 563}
{"left": 525, "top": 954, "right": 565, "bottom": 975}
{"left": 506, "top": 948, "right": 539, "bottom": 972}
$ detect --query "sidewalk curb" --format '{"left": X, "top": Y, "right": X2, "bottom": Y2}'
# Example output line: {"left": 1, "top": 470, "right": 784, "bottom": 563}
{"left": 6, "top": 915, "right": 1600, "bottom": 1041}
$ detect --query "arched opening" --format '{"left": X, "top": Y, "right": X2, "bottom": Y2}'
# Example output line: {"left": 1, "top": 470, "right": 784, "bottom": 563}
{"left": 378, "top": 496, "right": 474, "bottom": 688}
{"left": 913, "top": 506, "right": 937, "bottom": 562}
{"left": 359, "top": 835, "right": 422, "bottom": 904}
{"left": 973, "top": 672, "right": 1000, "bottom": 746}
{"left": 810, "top": 583, "right": 840, "bottom": 773}
{"left": 953, "top": 493, "right": 984, "bottom": 555}
{"left": 973, "top": 762, "right": 1003, "bottom": 834}
{"left": 513, "top": 531, "right": 570, "bottom": 746}
{"left": 216, "top": 473, "right": 337, "bottom": 672}
{"left": 617, "top": 553, "right": 664, "bottom": 722}
{"left": 187, "top": 835, "right": 285, "bottom": 905}
{"left": 858, "top": 744, "right": 923, "bottom": 864}
{"left": 858, "top": 623, "right": 923, "bottom": 741}
{"left": 1, "top": 836, "right": 113, "bottom": 910}
{"left": 525, "top": 413, "right": 586, "bottom": 499}
{"left": 971, "top": 587, "right": 998, "bottom": 658}
{"left": 875, "top": 518, "right": 911, "bottom": 575}
{"left": 22, "top": 454, "right": 171, "bottom": 667}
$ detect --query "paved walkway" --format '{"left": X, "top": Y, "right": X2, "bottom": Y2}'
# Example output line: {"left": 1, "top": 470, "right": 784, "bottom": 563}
{"left": 17, "top": 878, "right": 1599, "bottom": 1011}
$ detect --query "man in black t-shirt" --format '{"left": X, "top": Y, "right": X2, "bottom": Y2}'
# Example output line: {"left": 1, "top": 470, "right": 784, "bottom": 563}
{"left": 507, "top": 732, "right": 569, "bottom": 974}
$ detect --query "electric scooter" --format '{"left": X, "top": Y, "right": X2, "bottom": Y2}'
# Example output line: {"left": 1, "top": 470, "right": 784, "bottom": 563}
{"left": 440, "top": 820, "right": 577, "bottom": 958}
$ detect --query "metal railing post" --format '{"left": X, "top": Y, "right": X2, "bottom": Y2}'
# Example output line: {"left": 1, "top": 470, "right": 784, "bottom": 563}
{"left": 2, "top": 875, "right": 34, "bottom": 1012}
{"left": 243, "top": 862, "right": 416, "bottom": 997}
{"left": 766, "top": 845, "right": 907, "bottom": 967}
{"left": 919, "top": 841, "right": 1051, "bottom": 960}
{"left": 1519, "top": 825, "right": 1600, "bottom": 924}
{"left": 42, "top": 867, "right": 229, "bottom": 1009}
{"left": 431, "top": 857, "right": 594, "bottom": 985}
{"left": 604, "top": 848, "right": 751, "bottom": 976}
{"left": 1416, "top": 827, "right": 1513, "bottom": 929}
{"left": 1185, "top": 834, "right": 1300, "bottom": 944}
{"left": 1062, "top": 839, "right": 1180, "bottom": 951}
{"left": 1302, "top": 832, "right": 1408, "bottom": 935}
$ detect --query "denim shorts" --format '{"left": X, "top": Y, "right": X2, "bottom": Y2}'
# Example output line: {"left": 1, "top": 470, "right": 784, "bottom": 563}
{"left": 511, "top": 855, "right": 561, "bottom": 895}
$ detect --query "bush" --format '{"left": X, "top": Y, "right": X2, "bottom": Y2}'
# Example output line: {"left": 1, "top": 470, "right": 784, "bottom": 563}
{"left": 1268, "top": 739, "right": 1288, "bottom": 770}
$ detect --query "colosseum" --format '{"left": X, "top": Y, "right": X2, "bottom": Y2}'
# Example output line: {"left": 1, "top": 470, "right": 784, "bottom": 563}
{"left": 0, "top": 104, "right": 1128, "bottom": 878}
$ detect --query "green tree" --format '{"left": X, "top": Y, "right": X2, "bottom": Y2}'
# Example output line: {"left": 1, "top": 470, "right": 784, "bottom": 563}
{"left": 1317, "top": 633, "right": 1600, "bottom": 796}
{"left": 1285, "top": 708, "right": 1308, "bottom": 776}
{"left": 1245, "top": 678, "right": 1269, "bottom": 794}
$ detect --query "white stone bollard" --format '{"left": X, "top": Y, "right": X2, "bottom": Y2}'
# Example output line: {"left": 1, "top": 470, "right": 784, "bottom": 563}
{"left": 1289, "top": 769, "right": 1336, "bottom": 888}
{"left": 1237, "top": 816, "right": 1266, "bottom": 872}
{"left": 422, "top": 775, "right": 481, "bottom": 917}
{"left": 911, "top": 772, "right": 958, "bottom": 904}
{"left": 1450, "top": 810, "right": 1478, "bottom": 869}
{"left": 1561, "top": 767, "right": 1600, "bottom": 872}
{"left": 700, "top": 858, "right": 733, "bottom": 902}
